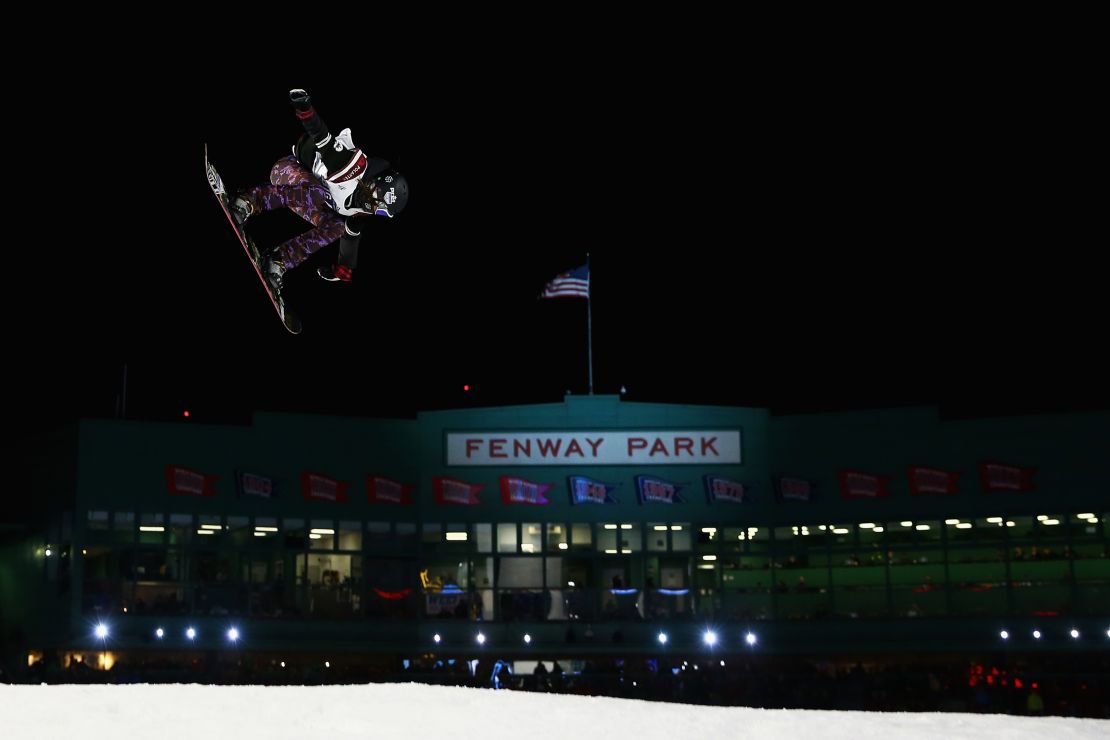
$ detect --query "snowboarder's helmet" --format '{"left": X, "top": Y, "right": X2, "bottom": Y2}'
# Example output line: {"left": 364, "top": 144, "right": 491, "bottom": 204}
{"left": 373, "top": 170, "right": 409, "bottom": 215}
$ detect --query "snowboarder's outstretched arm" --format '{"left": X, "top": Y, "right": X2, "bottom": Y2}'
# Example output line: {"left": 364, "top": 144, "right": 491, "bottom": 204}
{"left": 290, "top": 89, "right": 347, "bottom": 172}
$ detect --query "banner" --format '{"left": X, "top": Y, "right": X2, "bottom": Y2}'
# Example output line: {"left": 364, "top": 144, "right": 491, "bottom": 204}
{"left": 166, "top": 465, "right": 218, "bottom": 497}
{"left": 300, "top": 472, "right": 350, "bottom": 503}
{"left": 500, "top": 476, "right": 551, "bottom": 505}
{"left": 236, "top": 471, "right": 276, "bottom": 499}
{"left": 978, "top": 461, "right": 1036, "bottom": 492}
{"left": 907, "top": 466, "right": 960, "bottom": 495}
{"left": 568, "top": 475, "right": 620, "bottom": 505}
{"left": 636, "top": 476, "right": 685, "bottom": 504}
{"left": 704, "top": 476, "right": 749, "bottom": 504}
{"left": 433, "top": 477, "right": 484, "bottom": 505}
{"left": 839, "top": 470, "right": 891, "bottom": 500}
{"left": 367, "top": 475, "right": 414, "bottom": 505}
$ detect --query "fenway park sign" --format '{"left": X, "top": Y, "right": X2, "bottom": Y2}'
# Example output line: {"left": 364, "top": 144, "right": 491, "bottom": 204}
{"left": 446, "top": 431, "right": 742, "bottom": 466}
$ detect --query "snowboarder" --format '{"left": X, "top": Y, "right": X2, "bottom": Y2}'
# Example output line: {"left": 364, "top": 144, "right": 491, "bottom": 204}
{"left": 229, "top": 89, "right": 409, "bottom": 290}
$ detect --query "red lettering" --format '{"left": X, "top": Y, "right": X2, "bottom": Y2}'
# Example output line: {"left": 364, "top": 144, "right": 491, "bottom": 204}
{"left": 466, "top": 439, "right": 481, "bottom": 458}
{"left": 489, "top": 439, "right": 508, "bottom": 458}
{"left": 650, "top": 438, "right": 669, "bottom": 457}
{"left": 513, "top": 439, "right": 532, "bottom": 457}
{"left": 565, "top": 439, "right": 584, "bottom": 457}
{"left": 586, "top": 438, "right": 603, "bottom": 457}
{"left": 538, "top": 438, "right": 563, "bottom": 457}
{"left": 675, "top": 437, "right": 694, "bottom": 456}
{"left": 701, "top": 437, "right": 719, "bottom": 456}
{"left": 628, "top": 437, "right": 648, "bottom": 456}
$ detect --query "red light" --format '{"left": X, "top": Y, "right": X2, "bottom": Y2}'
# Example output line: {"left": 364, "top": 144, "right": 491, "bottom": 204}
{"left": 1032, "top": 683, "right": 1039, "bottom": 689}
{"left": 463, "top": 385, "right": 470, "bottom": 392}
{"left": 1015, "top": 679, "right": 1024, "bottom": 689}
{"left": 987, "top": 676, "right": 995, "bottom": 685}
{"left": 183, "top": 410, "right": 190, "bottom": 418}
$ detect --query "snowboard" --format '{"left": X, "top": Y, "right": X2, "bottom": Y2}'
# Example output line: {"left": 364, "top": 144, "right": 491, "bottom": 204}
{"left": 205, "top": 145, "right": 302, "bottom": 334}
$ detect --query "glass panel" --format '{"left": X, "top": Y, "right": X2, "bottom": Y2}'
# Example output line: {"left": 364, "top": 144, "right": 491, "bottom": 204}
{"left": 498, "top": 557, "right": 544, "bottom": 620}
{"left": 618, "top": 524, "right": 641, "bottom": 553}
{"left": 396, "top": 523, "right": 417, "bottom": 548}
{"left": 283, "top": 519, "right": 307, "bottom": 550}
{"left": 597, "top": 525, "right": 618, "bottom": 553}
{"left": 112, "top": 512, "right": 135, "bottom": 543}
{"left": 521, "top": 523, "right": 542, "bottom": 554}
{"left": 670, "top": 524, "right": 692, "bottom": 551}
{"left": 138, "top": 513, "right": 166, "bottom": 545}
{"left": 198, "top": 514, "right": 224, "bottom": 543}
{"left": 497, "top": 523, "right": 517, "bottom": 553}
{"left": 647, "top": 523, "right": 669, "bottom": 552}
{"left": 474, "top": 523, "right": 493, "bottom": 553}
{"left": 338, "top": 521, "right": 362, "bottom": 551}
{"left": 545, "top": 523, "right": 569, "bottom": 552}
{"left": 570, "top": 523, "right": 592, "bottom": 550}
{"left": 167, "top": 514, "right": 192, "bottom": 546}
{"left": 366, "top": 521, "right": 392, "bottom": 546}
{"left": 227, "top": 516, "right": 250, "bottom": 548}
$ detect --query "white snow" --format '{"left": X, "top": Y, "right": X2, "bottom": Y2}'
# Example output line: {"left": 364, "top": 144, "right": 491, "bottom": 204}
{"left": 0, "top": 683, "right": 1106, "bottom": 740}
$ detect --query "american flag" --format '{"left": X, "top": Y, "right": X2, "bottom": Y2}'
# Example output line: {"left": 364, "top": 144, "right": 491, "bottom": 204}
{"left": 541, "top": 264, "right": 589, "bottom": 299}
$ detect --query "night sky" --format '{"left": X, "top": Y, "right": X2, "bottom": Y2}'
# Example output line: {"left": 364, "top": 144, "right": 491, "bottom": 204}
{"left": 7, "top": 53, "right": 1105, "bottom": 438}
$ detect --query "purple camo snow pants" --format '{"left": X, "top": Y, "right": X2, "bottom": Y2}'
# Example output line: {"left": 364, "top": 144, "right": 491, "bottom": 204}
{"left": 241, "top": 156, "right": 345, "bottom": 270}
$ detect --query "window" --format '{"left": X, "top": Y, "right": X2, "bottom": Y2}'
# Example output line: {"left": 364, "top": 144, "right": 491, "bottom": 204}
{"left": 112, "top": 512, "right": 135, "bottom": 543}
{"left": 310, "top": 520, "right": 336, "bottom": 550}
{"left": 138, "top": 514, "right": 165, "bottom": 545}
{"left": 227, "top": 516, "right": 250, "bottom": 547}
{"left": 338, "top": 521, "right": 362, "bottom": 551}
{"left": 472, "top": 523, "right": 493, "bottom": 553}
{"left": 283, "top": 519, "right": 307, "bottom": 550}
{"left": 647, "top": 523, "right": 669, "bottom": 552}
{"left": 497, "top": 523, "right": 517, "bottom": 553}
{"left": 545, "top": 523, "right": 568, "bottom": 552}
{"left": 168, "top": 514, "right": 192, "bottom": 546}
{"left": 396, "top": 523, "right": 417, "bottom": 547}
{"left": 570, "top": 523, "right": 592, "bottom": 550}
{"left": 366, "top": 521, "right": 391, "bottom": 546}
{"left": 670, "top": 524, "right": 692, "bottom": 551}
{"left": 521, "top": 523, "right": 542, "bottom": 554}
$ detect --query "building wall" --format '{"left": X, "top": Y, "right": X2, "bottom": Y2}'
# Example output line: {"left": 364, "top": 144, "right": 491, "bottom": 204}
{"left": 7, "top": 398, "right": 1107, "bottom": 667}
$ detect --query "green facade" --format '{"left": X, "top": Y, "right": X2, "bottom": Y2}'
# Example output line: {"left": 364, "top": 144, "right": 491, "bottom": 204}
{"left": 6, "top": 396, "right": 1108, "bottom": 670}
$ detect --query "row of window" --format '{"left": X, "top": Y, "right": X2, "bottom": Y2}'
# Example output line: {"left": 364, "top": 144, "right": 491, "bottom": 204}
{"left": 78, "top": 511, "right": 1108, "bottom": 554}
{"left": 75, "top": 545, "right": 1110, "bottom": 622}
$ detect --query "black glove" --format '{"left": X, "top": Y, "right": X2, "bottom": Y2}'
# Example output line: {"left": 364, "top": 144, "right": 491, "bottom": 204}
{"left": 289, "top": 89, "right": 312, "bottom": 111}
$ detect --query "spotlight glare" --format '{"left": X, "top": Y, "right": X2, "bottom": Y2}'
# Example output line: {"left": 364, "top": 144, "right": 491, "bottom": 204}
{"left": 94, "top": 624, "right": 108, "bottom": 640}
{"left": 1033, "top": 630, "right": 1042, "bottom": 640}
{"left": 433, "top": 633, "right": 442, "bottom": 644}
{"left": 186, "top": 627, "right": 197, "bottom": 640}
{"left": 155, "top": 628, "right": 164, "bottom": 639}
{"left": 523, "top": 634, "right": 532, "bottom": 644}
{"left": 745, "top": 632, "right": 758, "bottom": 646}
{"left": 227, "top": 628, "right": 240, "bottom": 642}
{"left": 1000, "top": 630, "right": 1009, "bottom": 640}
{"left": 657, "top": 632, "right": 668, "bottom": 645}
{"left": 703, "top": 630, "right": 718, "bottom": 647}
{"left": 476, "top": 632, "right": 486, "bottom": 645}
{"left": 1070, "top": 629, "right": 1080, "bottom": 639}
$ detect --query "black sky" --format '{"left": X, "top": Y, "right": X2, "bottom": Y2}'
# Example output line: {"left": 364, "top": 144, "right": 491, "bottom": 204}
{"left": 7, "top": 47, "right": 1106, "bottom": 436}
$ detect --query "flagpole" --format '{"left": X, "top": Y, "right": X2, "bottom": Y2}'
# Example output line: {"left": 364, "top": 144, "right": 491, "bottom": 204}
{"left": 587, "top": 253, "right": 594, "bottom": 395}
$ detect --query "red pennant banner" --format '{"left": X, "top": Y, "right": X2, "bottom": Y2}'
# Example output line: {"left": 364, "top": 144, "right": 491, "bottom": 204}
{"left": 978, "top": 461, "right": 1036, "bottom": 492}
{"left": 367, "top": 475, "right": 414, "bottom": 505}
{"left": 433, "top": 477, "right": 484, "bottom": 505}
{"left": 907, "top": 466, "right": 961, "bottom": 495}
{"left": 165, "top": 465, "right": 218, "bottom": 497}
{"left": 300, "top": 472, "right": 350, "bottom": 503}
{"left": 839, "top": 470, "right": 891, "bottom": 500}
